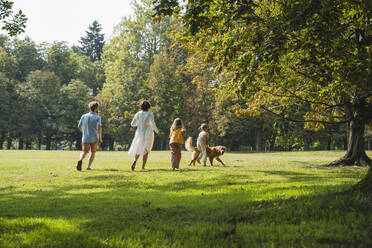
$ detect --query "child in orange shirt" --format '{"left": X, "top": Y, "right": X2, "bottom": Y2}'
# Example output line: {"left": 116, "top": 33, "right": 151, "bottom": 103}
{"left": 169, "top": 118, "right": 185, "bottom": 170}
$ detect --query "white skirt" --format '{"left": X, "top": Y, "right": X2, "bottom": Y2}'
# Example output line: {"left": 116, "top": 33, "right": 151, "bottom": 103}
{"left": 128, "top": 127, "right": 154, "bottom": 156}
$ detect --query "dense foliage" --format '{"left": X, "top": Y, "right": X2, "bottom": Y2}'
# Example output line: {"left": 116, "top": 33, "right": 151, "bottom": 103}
{"left": 0, "top": 0, "right": 371, "bottom": 154}
{"left": 0, "top": 0, "right": 26, "bottom": 36}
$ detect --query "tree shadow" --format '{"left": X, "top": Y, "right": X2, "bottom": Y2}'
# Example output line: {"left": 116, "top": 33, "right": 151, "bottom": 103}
{"left": 0, "top": 167, "right": 370, "bottom": 247}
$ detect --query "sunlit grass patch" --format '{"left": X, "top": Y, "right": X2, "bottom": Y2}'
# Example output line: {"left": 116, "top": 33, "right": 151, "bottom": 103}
{"left": 0, "top": 150, "right": 371, "bottom": 247}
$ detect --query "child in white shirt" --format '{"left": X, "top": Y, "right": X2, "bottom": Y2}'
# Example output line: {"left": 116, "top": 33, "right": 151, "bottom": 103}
{"left": 197, "top": 123, "right": 209, "bottom": 166}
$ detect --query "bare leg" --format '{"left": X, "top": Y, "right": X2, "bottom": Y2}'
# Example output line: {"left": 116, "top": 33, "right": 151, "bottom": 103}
{"left": 77, "top": 151, "right": 89, "bottom": 171}
{"left": 79, "top": 151, "right": 89, "bottom": 161}
{"left": 142, "top": 152, "right": 149, "bottom": 169}
{"left": 87, "top": 151, "right": 96, "bottom": 169}
{"left": 132, "top": 154, "right": 140, "bottom": 171}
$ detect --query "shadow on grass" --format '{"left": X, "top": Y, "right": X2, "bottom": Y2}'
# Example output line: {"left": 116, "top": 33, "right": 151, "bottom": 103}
{"left": 0, "top": 168, "right": 371, "bottom": 247}
{"left": 0, "top": 218, "right": 104, "bottom": 248}
{"left": 0, "top": 186, "right": 16, "bottom": 192}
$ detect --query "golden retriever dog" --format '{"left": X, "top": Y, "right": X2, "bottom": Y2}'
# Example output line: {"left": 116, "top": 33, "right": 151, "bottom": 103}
{"left": 185, "top": 137, "right": 226, "bottom": 166}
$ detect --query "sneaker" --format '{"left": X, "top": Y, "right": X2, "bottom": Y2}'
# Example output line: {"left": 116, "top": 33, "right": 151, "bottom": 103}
{"left": 131, "top": 161, "right": 136, "bottom": 171}
{"left": 77, "top": 160, "right": 82, "bottom": 171}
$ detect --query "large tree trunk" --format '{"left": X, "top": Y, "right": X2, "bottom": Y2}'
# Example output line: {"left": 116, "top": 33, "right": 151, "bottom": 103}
{"left": 326, "top": 136, "right": 332, "bottom": 150}
{"left": 329, "top": 119, "right": 371, "bottom": 166}
{"left": 109, "top": 138, "right": 114, "bottom": 151}
{"left": 38, "top": 136, "right": 42, "bottom": 150}
{"left": 25, "top": 140, "right": 31, "bottom": 150}
{"left": 0, "top": 132, "right": 5, "bottom": 150}
{"left": 100, "top": 134, "right": 108, "bottom": 151}
{"left": 352, "top": 167, "right": 372, "bottom": 193}
{"left": 269, "top": 130, "right": 276, "bottom": 151}
{"left": 6, "top": 137, "right": 12, "bottom": 150}
{"left": 304, "top": 136, "right": 310, "bottom": 151}
{"left": 75, "top": 138, "right": 82, "bottom": 151}
{"left": 18, "top": 138, "right": 24, "bottom": 150}
{"left": 162, "top": 137, "right": 168, "bottom": 150}
{"left": 255, "top": 128, "right": 263, "bottom": 152}
{"left": 46, "top": 135, "right": 52, "bottom": 150}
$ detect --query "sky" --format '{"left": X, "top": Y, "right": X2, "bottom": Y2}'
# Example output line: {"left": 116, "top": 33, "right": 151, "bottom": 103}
{"left": 8, "top": 0, "right": 133, "bottom": 45}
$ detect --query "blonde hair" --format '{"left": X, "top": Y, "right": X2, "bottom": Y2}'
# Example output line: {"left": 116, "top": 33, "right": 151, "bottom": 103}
{"left": 170, "top": 118, "right": 183, "bottom": 132}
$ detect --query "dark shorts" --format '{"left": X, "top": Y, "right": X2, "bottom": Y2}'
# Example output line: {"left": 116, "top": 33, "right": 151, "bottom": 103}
{"left": 82, "top": 141, "right": 99, "bottom": 153}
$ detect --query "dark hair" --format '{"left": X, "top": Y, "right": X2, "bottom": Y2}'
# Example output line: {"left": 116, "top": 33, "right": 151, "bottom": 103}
{"left": 140, "top": 100, "right": 151, "bottom": 111}
{"left": 171, "top": 118, "right": 183, "bottom": 132}
{"left": 89, "top": 101, "right": 99, "bottom": 112}
{"left": 200, "top": 123, "right": 208, "bottom": 131}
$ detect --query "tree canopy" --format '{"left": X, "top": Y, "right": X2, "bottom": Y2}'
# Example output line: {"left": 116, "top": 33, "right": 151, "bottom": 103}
{"left": 79, "top": 20, "right": 105, "bottom": 62}
{"left": 153, "top": 0, "right": 372, "bottom": 191}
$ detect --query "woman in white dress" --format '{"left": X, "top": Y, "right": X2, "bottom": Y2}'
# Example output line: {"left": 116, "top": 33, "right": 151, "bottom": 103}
{"left": 128, "top": 100, "right": 159, "bottom": 170}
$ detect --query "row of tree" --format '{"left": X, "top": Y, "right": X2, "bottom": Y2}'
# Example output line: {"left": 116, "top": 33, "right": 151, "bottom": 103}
{"left": 0, "top": 21, "right": 105, "bottom": 150}
{"left": 0, "top": 0, "right": 371, "bottom": 155}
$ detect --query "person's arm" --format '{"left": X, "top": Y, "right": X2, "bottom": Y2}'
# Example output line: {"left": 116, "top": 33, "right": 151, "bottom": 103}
{"left": 206, "top": 133, "right": 209, "bottom": 146}
{"left": 98, "top": 116, "right": 103, "bottom": 143}
{"left": 78, "top": 116, "right": 83, "bottom": 132}
{"left": 131, "top": 113, "right": 138, "bottom": 127}
{"left": 98, "top": 125, "right": 102, "bottom": 143}
{"left": 149, "top": 112, "right": 159, "bottom": 134}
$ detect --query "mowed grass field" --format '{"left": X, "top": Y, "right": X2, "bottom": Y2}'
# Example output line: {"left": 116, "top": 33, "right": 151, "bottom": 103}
{"left": 0, "top": 150, "right": 371, "bottom": 248}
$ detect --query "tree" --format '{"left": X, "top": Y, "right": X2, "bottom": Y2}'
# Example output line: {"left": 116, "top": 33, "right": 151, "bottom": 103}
{"left": 100, "top": 0, "right": 172, "bottom": 146}
{"left": 79, "top": 20, "right": 105, "bottom": 62}
{"left": 0, "top": 0, "right": 26, "bottom": 36}
{"left": 149, "top": 52, "right": 185, "bottom": 149}
{"left": 19, "top": 71, "right": 61, "bottom": 150}
{"left": 0, "top": 46, "right": 19, "bottom": 148}
{"left": 59, "top": 79, "right": 92, "bottom": 150}
{"left": 11, "top": 37, "right": 44, "bottom": 82}
{"left": 73, "top": 53, "right": 105, "bottom": 95}
{"left": 45, "top": 42, "right": 79, "bottom": 85}
{"left": 153, "top": 0, "right": 372, "bottom": 192}
{"left": 0, "top": 73, "right": 11, "bottom": 148}
{"left": 0, "top": 45, "right": 17, "bottom": 79}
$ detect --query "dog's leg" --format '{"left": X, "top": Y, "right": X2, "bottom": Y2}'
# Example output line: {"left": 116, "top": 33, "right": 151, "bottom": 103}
{"left": 216, "top": 157, "right": 225, "bottom": 166}
{"left": 195, "top": 151, "right": 201, "bottom": 164}
{"left": 189, "top": 152, "right": 195, "bottom": 166}
{"left": 209, "top": 157, "right": 214, "bottom": 166}
{"left": 191, "top": 159, "right": 196, "bottom": 166}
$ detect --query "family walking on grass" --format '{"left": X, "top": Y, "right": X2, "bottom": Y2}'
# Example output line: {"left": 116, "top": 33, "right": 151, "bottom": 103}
{"left": 76, "top": 100, "right": 210, "bottom": 171}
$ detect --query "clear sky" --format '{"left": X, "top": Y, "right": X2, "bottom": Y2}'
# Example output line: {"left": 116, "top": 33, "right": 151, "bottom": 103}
{"left": 8, "top": 0, "right": 133, "bottom": 45}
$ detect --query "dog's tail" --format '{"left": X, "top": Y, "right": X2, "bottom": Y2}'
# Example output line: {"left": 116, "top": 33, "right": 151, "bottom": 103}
{"left": 185, "top": 137, "right": 197, "bottom": 152}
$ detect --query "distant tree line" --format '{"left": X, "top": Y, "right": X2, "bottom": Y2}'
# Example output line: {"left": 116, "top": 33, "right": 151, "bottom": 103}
{"left": 1, "top": 0, "right": 371, "bottom": 152}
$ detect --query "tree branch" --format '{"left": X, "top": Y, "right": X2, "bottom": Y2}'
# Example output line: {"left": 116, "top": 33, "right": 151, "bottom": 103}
{"left": 260, "top": 106, "right": 351, "bottom": 125}
{"left": 260, "top": 88, "right": 342, "bottom": 108}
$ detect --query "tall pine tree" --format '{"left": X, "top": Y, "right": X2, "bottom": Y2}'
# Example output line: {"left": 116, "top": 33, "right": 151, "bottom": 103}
{"left": 79, "top": 20, "right": 105, "bottom": 62}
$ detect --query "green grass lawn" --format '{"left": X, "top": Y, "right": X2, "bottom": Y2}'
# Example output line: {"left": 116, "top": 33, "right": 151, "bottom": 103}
{"left": 0, "top": 150, "right": 371, "bottom": 247}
